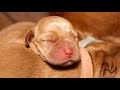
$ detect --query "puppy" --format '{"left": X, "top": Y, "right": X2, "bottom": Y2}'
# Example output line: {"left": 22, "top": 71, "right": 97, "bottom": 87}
{"left": 25, "top": 16, "right": 82, "bottom": 66}
{"left": 0, "top": 16, "right": 119, "bottom": 78}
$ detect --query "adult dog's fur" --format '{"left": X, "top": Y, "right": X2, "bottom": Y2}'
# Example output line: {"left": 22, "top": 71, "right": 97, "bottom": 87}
{"left": 51, "top": 12, "right": 120, "bottom": 41}
{"left": 0, "top": 16, "right": 119, "bottom": 78}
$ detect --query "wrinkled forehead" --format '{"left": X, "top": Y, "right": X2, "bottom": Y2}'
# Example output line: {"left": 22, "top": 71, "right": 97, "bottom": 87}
{"left": 34, "top": 17, "right": 77, "bottom": 36}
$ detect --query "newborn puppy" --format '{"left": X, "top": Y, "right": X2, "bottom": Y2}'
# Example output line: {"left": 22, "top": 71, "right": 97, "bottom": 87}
{"left": 25, "top": 16, "right": 81, "bottom": 66}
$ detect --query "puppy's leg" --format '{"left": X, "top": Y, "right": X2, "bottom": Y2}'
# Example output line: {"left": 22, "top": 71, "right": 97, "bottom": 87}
{"left": 88, "top": 47, "right": 117, "bottom": 78}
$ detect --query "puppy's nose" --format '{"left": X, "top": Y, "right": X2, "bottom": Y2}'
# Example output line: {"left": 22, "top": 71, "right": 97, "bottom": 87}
{"left": 64, "top": 48, "right": 73, "bottom": 58}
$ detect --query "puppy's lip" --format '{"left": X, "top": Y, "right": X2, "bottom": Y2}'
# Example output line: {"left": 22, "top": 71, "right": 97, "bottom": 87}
{"left": 61, "top": 60, "right": 74, "bottom": 66}
{"left": 47, "top": 52, "right": 80, "bottom": 66}
{"left": 60, "top": 59, "right": 80, "bottom": 66}
{"left": 46, "top": 58, "right": 79, "bottom": 66}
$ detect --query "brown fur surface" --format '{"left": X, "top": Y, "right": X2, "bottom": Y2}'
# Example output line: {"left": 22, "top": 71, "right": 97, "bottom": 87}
{"left": 5, "top": 12, "right": 50, "bottom": 22}
{"left": 0, "top": 42, "right": 119, "bottom": 78}
{"left": 0, "top": 13, "right": 12, "bottom": 30}
{"left": 0, "top": 42, "right": 82, "bottom": 78}
{"left": 51, "top": 12, "right": 120, "bottom": 41}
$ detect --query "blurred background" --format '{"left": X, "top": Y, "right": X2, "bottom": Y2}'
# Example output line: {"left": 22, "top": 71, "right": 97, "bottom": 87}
{"left": 0, "top": 12, "right": 51, "bottom": 30}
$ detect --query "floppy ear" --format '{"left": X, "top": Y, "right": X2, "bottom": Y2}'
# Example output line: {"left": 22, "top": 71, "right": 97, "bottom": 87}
{"left": 25, "top": 30, "right": 34, "bottom": 47}
{"left": 75, "top": 28, "right": 96, "bottom": 40}
{"left": 96, "top": 50, "right": 117, "bottom": 78}
{"left": 75, "top": 29, "right": 84, "bottom": 40}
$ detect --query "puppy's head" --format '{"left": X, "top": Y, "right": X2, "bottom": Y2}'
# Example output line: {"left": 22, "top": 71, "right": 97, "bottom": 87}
{"left": 25, "top": 16, "right": 82, "bottom": 66}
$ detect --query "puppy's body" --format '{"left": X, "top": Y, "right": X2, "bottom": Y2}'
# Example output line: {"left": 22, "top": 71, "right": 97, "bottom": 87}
{"left": 0, "top": 16, "right": 119, "bottom": 78}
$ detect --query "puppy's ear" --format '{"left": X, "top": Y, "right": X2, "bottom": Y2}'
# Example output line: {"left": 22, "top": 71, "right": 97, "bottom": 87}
{"left": 75, "top": 29, "right": 84, "bottom": 40}
{"left": 75, "top": 29, "right": 95, "bottom": 40}
{"left": 96, "top": 50, "right": 117, "bottom": 78}
{"left": 25, "top": 30, "right": 34, "bottom": 47}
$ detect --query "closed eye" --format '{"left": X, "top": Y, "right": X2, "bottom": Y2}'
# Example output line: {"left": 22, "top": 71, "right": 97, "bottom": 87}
{"left": 41, "top": 35, "right": 58, "bottom": 43}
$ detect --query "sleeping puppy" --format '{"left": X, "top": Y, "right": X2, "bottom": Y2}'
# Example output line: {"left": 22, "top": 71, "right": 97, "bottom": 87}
{"left": 0, "top": 16, "right": 118, "bottom": 78}
{"left": 25, "top": 16, "right": 81, "bottom": 66}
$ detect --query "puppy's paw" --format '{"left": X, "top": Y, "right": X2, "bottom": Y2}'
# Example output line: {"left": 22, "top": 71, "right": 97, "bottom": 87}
{"left": 96, "top": 50, "right": 117, "bottom": 78}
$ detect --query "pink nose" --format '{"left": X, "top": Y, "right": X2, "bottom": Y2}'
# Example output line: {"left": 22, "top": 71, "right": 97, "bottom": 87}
{"left": 64, "top": 48, "right": 73, "bottom": 58}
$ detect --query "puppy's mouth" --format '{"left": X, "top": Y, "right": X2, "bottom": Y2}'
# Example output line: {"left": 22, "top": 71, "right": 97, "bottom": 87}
{"left": 46, "top": 43, "right": 80, "bottom": 66}
{"left": 60, "top": 60, "right": 77, "bottom": 66}
{"left": 45, "top": 58, "right": 79, "bottom": 66}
